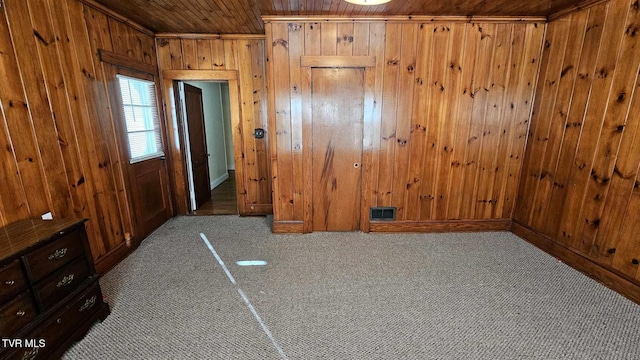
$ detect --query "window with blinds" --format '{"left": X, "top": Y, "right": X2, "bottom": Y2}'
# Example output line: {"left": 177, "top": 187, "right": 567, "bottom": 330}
{"left": 116, "top": 75, "right": 164, "bottom": 163}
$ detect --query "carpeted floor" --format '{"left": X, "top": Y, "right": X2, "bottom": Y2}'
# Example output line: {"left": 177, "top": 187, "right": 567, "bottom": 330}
{"left": 64, "top": 216, "right": 640, "bottom": 359}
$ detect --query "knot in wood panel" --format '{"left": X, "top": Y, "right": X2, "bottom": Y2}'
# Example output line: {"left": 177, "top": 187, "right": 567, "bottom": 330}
{"left": 337, "top": 34, "right": 354, "bottom": 43}
{"left": 612, "top": 166, "right": 632, "bottom": 179}
{"left": 288, "top": 23, "right": 302, "bottom": 32}
{"left": 560, "top": 65, "right": 574, "bottom": 78}
{"left": 33, "top": 30, "right": 51, "bottom": 46}
{"left": 590, "top": 169, "right": 610, "bottom": 184}
{"left": 272, "top": 39, "right": 288, "bottom": 49}
{"left": 598, "top": 67, "right": 609, "bottom": 78}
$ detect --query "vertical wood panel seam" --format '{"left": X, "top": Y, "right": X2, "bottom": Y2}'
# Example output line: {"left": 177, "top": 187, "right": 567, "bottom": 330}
{"left": 511, "top": 21, "right": 548, "bottom": 219}
{"left": 470, "top": 25, "right": 497, "bottom": 217}
{"left": 488, "top": 24, "right": 516, "bottom": 218}
{"left": 539, "top": 12, "right": 589, "bottom": 226}
{"left": 527, "top": 20, "right": 571, "bottom": 224}
{"left": 444, "top": 24, "right": 469, "bottom": 219}
{"left": 571, "top": 1, "right": 631, "bottom": 249}
{"left": 30, "top": 0, "right": 80, "bottom": 217}
{"left": 591, "top": 34, "right": 640, "bottom": 251}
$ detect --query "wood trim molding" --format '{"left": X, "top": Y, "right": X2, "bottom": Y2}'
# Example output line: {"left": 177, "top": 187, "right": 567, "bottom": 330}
{"left": 272, "top": 221, "right": 304, "bottom": 233}
{"left": 510, "top": 221, "right": 640, "bottom": 305}
{"left": 548, "top": 0, "right": 610, "bottom": 21}
{"left": 78, "top": 0, "right": 154, "bottom": 36}
{"left": 161, "top": 70, "right": 238, "bottom": 81}
{"left": 369, "top": 219, "right": 512, "bottom": 233}
{"left": 95, "top": 241, "right": 134, "bottom": 275}
{"left": 160, "top": 70, "right": 246, "bottom": 215}
{"left": 155, "top": 33, "right": 266, "bottom": 39}
{"left": 244, "top": 204, "right": 273, "bottom": 214}
{"left": 301, "top": 56, "right": 376, "bottom": 68}
{"left": 262, "top": 15, "right": 547, "bottom": 24}
{"left": 99, "top": 49, "right": 158, "bottom": 75}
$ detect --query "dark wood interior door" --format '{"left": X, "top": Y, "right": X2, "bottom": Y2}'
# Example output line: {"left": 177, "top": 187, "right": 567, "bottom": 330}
{"left": 183, "top": 83, "right": 211, "bottom": 209}
{"left": 130, "top": 158, "right": 172, "bottom": 237}
{"left": 107, "top": 66, "right": 172, "bottom": 241}
{"left": 312, "top": 68, "right": 365, "bottom": 231}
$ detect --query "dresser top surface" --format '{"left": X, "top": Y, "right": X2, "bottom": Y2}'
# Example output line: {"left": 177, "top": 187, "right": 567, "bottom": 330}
{"left": 0, "top": 218, "right": 87, "bottom": 263}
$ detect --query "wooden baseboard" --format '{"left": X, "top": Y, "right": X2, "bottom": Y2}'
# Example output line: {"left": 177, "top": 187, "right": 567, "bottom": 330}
{"left": 95, "top": 241, "right": 134, "bottom": 276}
{"left": 369, "top": 219, "right": 512, "bottom": 233}
{"left": 243, "top": 203, "right": 273, "bottom": 215}
{"left": 272, "top": 221, "right": 304, "bottom": 233}
{"left": 210, "top": 172, "right": 230, "bottom": 191}
{"left": 510, "top": 221, "right": 640, "bottom": 305}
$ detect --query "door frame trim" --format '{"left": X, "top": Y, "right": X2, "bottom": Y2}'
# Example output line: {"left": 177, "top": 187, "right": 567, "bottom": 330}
{"left": 161, "top": 70, "right": 246, "bottom": 215}
{"left": 300, "top": 57, "right": 376, "bottom": 233}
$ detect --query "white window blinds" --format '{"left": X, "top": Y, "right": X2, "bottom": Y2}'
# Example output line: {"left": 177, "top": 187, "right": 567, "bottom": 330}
{"left": 116, "top": 75, "right": 164, "bottom": 163}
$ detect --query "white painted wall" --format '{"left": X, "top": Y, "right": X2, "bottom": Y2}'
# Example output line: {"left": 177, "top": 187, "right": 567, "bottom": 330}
{"left": 220, "top": 82, "right": 235, "bottom": 170}
{"left": 185, "top": 81, "right": 229, "bottom": 189}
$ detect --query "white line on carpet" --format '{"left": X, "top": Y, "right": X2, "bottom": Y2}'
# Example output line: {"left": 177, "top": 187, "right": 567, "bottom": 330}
{"left": 199, "top": 233, "right": 237, "bottom": 285}
{"left": 199, "top": 233, "right": 289, "bottom": 360}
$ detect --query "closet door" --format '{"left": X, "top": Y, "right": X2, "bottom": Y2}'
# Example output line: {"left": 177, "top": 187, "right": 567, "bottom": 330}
{"left": 311, "top": 67, "right": 365, "bottom": 231}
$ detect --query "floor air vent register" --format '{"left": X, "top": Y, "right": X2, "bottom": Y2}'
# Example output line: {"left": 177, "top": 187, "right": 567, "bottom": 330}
{"left": 370, "top": 207, "right": 396, "bottom": 221}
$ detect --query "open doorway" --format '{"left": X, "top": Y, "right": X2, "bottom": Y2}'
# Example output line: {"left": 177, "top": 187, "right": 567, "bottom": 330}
{"left": 179, "top": 80, "right": 237, "bottom": 215}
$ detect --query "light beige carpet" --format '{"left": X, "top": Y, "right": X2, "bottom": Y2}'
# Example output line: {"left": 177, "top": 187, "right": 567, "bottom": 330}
{"left": 64, "top": 215, "right": 640, "bottom": 359}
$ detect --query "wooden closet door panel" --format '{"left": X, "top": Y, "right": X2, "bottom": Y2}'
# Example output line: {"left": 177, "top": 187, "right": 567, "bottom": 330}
{"left": 311, "top": 68, "right": 365, "bottom": 231}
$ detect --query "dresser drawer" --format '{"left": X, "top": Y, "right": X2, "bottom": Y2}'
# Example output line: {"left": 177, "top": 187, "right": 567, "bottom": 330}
{"left": 24, "top": 229, "right": 84, "bottom": 282}
{"left": 34, "top": 258, "right": 90, "bottom": 310}
{"left": 0, "top": 291, "right": 37, "bottom": 338}
{"left": 6, "top": 285, "right": 103, "bottom": 360}
{"left": 0, "top": 261, "right": 27, "bottom": 303}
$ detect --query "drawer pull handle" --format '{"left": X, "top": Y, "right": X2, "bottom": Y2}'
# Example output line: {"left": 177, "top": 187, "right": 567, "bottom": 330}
{"left": 56, "top": 274, "right": 75, "bottom": 287}
{"left": 16, "top": 310, "right": 26, "bottom": 317}
{"left": 21, "top": 347, "right": 38, "bottom": 360}
{"left": 79, "top": 295, "right": 97, "bottom": 312}
{"left": 4, "top": 280, "right": 15, "bottom": 286}
{"left": 48, "top": 248, "right": 68, "bottom": 260}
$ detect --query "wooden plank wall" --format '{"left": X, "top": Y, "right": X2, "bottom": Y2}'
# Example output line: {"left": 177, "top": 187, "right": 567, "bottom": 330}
{"left": 156, "top": 35, "right": 272, "bottom": 213}
{"left": 265, "top": 19, "right": 545, "bottom": 230}
{"left": 515, "top": 0, "right": 640, "bottom": 286}
{"left": 0, "top": 0, "right": 156, "bottom": 269}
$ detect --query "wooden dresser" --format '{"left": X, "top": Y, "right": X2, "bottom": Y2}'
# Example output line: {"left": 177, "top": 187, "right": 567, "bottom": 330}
{"left": 0, "top": 218, "right": 109, "bottom": 359}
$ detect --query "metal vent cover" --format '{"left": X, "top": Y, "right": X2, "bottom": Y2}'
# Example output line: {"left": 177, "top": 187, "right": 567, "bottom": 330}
{"left": 370, "top": 207, "right": 396, "bottom": 221}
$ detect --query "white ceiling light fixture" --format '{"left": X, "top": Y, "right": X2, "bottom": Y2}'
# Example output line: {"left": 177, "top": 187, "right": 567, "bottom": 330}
{"left": 344, "top": 0, "right": 392, "bottom": 5}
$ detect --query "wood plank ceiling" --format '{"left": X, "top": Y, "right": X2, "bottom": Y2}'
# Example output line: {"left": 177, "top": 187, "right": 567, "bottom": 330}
{"left": 93, "top": 0, "right": 596, "bottom": 34}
